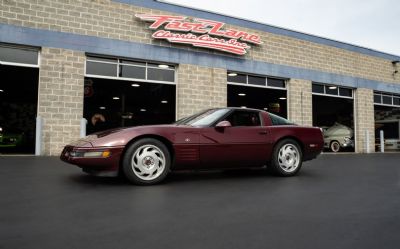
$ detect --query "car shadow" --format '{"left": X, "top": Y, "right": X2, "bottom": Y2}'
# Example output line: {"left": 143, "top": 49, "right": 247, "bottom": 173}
{"left": 66, "top": 168, "right": 319, "bottom": 186}
{"left": 67, "top": 173, "right": 130, "bottom": 186}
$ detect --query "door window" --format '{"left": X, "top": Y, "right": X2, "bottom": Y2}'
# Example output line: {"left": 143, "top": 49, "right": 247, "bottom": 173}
{"left": 224, "top": 111, "right": 261, "bottom": 126}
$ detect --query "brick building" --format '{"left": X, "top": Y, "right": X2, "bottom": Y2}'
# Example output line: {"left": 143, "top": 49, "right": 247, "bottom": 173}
{"left": 1, "top": 0, "right": 400, "bottom": 155}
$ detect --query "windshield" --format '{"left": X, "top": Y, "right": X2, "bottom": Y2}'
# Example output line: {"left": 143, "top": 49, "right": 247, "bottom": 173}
{"left": 175, "top": 109, "right": 230, "bottom": 127}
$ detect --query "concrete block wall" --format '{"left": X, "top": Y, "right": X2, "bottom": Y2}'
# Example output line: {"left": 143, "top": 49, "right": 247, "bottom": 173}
{"left": 354, "top": 88, "right": 375, "bottom": 153}
{"left": 287, "top": 79, "right": 313, "bottom": 126}
{"left": 177, "top": 65, "right": 227, "bottom": 119}
{"left": 1, "top": 0, "right": 399, "bottom": 85}
{"left": 38, "top": 47, "right": 85, "bottom": 155}
{"left": 0, "top": 0, "right": 397, "bottom": 155}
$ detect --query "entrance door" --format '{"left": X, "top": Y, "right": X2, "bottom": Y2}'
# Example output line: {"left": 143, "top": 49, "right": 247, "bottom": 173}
{"left": 0, "top": 65, "right": 39, "bottom": 154}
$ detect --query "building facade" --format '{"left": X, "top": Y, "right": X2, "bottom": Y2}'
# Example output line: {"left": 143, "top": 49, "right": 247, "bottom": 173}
{"left": 1, "top": 0, "right": 400, "bottom": 155}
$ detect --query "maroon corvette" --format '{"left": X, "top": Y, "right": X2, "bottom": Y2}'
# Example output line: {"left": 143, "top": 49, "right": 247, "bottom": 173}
{"left": 61, "top": 108, "right": 323, "bottom": 185}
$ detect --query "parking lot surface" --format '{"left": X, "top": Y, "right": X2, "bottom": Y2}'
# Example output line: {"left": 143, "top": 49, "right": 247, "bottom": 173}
{"left": 1, "top": 154, "right": 400, "bottom": 249}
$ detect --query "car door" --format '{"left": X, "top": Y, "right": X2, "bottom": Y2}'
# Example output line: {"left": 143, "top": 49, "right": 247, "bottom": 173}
{"left": 199, "top": 110, "right": 271, "bottom": 168}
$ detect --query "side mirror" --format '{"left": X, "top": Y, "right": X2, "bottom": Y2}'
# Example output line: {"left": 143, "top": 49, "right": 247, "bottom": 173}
{"left": 215, "top": 120, "right": 232, "bottom": 129}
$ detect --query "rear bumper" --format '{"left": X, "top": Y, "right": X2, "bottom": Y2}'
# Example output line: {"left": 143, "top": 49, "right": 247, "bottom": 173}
{"left": 60, "top": 145, "right": 124, "bottom": 172}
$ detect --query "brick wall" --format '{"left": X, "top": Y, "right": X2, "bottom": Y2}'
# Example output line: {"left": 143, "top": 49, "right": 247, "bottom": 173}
{"left": 177, "top": 65, "right": 227, "bottom": 119}
{"left": 354, "top": 88, "right": 375, "bottom": 153}
{"left": 38, "top": 47, "right": 84, "bottom": 155}
{"left": 287, "top": 79, "right": 313, "bottom": 126}
{"left": 1, "top": 0, "right": 399, "bottom": 85}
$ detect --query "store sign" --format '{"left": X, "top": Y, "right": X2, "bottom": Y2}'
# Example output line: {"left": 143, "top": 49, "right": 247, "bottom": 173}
{"left": 136, "top": 14, "right": 262, "bottom": 55}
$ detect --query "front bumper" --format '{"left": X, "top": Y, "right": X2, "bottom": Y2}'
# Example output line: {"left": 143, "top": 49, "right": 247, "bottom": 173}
{"left": 60, "top": 145, "right": 124, "bottom": 172}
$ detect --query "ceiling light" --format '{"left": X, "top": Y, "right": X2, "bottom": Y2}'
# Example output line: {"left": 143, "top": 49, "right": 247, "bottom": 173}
{"left": 140, "top": 109, "right": 146, "bottom": 112}
{"left": 131, "top": 83, "right": 140, "bottom": 87}
{"left": 158, "top": 64, "right": 169, "bottom": 69}
{"left": 228, "top": 72, "right": 238, "bottom": 77}
{"left": 328, "top": 86, "right": 337, "bottom": 89}
{"left": 0, "top": 89, "right": 3, "bottom": 92}
{"left": 99, "top": 106, "right": 106, "bottom": 110}
{"left": 240, "top": 106, "right": 247, "bottom": 108}
{"left": 263, "top": 107, "right": 268, "bottom": 110}
{"left": 161, "top": 100, "right": 168, "bottom": 104}
{"left": 279, "top": 97, "right": 287, "bottom": 100}
{"left": 113, "top": 97, "right": 120, "bottom": 100}
{"left": 238, "top": 93, "right": 246, "bottom": 96}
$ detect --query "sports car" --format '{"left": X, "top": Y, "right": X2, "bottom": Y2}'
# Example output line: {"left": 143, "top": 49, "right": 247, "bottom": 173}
{"left": 60, "top": 108, "right": 324, "bottom": 185}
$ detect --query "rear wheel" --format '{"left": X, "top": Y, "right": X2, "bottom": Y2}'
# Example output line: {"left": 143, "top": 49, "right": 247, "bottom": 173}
{"left": 269, "top": 139, "right": 302, "bottom": 176}
{"left": 122, "top": 138, "right": 171, "bottom": 185}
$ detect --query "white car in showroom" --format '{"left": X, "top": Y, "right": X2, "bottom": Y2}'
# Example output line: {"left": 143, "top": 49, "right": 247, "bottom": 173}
{"left": 323, "top": 123, "right": 354, "bottom": 152}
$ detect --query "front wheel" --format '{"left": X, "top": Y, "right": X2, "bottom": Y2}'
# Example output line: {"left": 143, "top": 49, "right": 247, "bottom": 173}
{"left": 122, "top": 138, "right": 171, "bottom": 185}
{"left": 269, "top": 139, "right": 303, "bottom": 176}
{"left": 330, "top": 140, "right": 340, "bottom": 152}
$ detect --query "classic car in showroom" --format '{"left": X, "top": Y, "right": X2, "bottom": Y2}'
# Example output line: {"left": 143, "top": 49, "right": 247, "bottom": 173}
{"left": 323, "top": 123, "right": 354, "bottom": 152}
{"left": 0, "top": 127, "right": 26, "bottom": 149}
{"left": 61, "top": 108, "right": 324, "bottom": 185}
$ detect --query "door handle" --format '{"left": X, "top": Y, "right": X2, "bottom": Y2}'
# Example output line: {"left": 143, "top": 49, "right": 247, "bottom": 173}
{"left": 259, "top": 130, "right": 268, "bottom": 135}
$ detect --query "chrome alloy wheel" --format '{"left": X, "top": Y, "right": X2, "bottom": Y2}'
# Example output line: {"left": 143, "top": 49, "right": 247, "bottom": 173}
{"left": 277, "top": 143, "right": 300, "bottom": 173}
{"left": 131, "top": 144, "right": 166, "bottom": 181}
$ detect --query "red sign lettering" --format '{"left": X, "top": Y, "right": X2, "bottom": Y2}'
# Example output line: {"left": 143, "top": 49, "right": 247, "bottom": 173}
{"left": 136, "top": 14, "right": 262, "bottom": 55}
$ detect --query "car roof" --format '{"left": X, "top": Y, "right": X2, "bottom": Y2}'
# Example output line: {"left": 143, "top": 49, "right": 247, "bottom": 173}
{"left": 216, "top": 107, "right": 267, "bottom": 113}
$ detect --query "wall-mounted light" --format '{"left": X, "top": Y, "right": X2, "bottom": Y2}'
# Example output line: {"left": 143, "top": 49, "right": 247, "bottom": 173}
{"left": 279, "top": 97, "right": 287, "bottom": 100}
{"left": 240, "top": 106, "right": 247, "bottom": 108}
{"left": 131, "top": 83, "right": 140, "bottom": 87}
{"left": 99, "top": 106, "right": 106, "bottom": 110}
{"left": 140, "top": 109, "right": 146, "bottom": 112}
{"left": 161, "top": 100, "right": 168, "bottom": 104}
{"left": 228, "top": 72, "right": 238, "bottom": 77}
{"left": 238, "top": 93, "right": 246, "bottom": 96}
{"left": 158, "top": 64, "right": 169, "bottom": 69}
{"left": 113, "top": 97, "right": 120, "bottom": 100}
{"left": 328, "top": 86, "right": 337, "bottom": 90}
{"left": 0, "top": 89, "right": 3, "bottom": 92}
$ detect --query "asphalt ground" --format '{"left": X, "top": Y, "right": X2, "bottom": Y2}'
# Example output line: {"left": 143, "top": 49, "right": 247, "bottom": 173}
{"left": 1, "top": 153, "right": 400, "bottom": 249}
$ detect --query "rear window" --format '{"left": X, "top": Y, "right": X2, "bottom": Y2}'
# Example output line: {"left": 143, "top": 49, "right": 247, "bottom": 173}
{"left": 269, "top": 113, "right": 294, "bottom": 126}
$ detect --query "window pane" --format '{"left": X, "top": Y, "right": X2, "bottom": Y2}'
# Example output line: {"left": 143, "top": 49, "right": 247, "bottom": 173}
{"left": 225, "top": 111, "right": 261, "bottom": 126}
{"left": 119, "top": 65, "right": 145, "bottom": 79}
{"left": 339, "top": 88, "right": 352, "bottom": 97}
{"left": 227, "top": 73, "right": 247, "bottom": 83}
{"left": 86, "top": 61, "right": 117, "bottom": 77}
{"left": 0, "top": 46, "right": 38, "bottom": 65}
{"left": 374, "top": 94, "right": 381, "bottom": 104}
{"left": 382, "top": 95, "right": 392, "bottom": 105}
{"left": 393, "top": 97, "right": 400, "bottom": 106}
{"left": 120, "top": 60, "right": 145, "bottom": 66}
{"left": 248, "top": 75, "right": 266, "bottom": 86}
{"left": 312, "top": 84, "right": 324, "bottom": 93}
{"left": 147, "top": 68, "right": 175, "bottom": 82}
{"left": 267, "top": 78, "right": 285, "bottom": 88}
{"left": 325, "top": 86, "right": 338, "bottom": 95}
{"left": 147, "top": 63, "right": 174, "bottom": 69}
{"left": 86, "top": 56, "right": 117, "bottom": 63}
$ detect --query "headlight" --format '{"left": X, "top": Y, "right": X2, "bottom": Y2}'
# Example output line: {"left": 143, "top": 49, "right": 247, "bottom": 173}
{"left": 83, "top": 151, "right": 111, "bottom": 158}
{"left": 69, "top": 150, "right": 111, "bottom": 158}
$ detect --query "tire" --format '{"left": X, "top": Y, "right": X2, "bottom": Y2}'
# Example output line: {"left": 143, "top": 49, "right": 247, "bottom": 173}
{"left": 269, "top": 139, "right": 303, "bottom": 176}
{"left": 330, "top": 140, "right": 340, "bottom": 152}
{"left": 122, "top": 138, "right": 171, "bottom": 185}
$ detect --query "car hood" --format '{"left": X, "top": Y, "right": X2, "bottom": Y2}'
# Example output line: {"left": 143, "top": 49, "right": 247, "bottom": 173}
{"left": 70, "top": 124, "right": 189, "bottom": 148}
